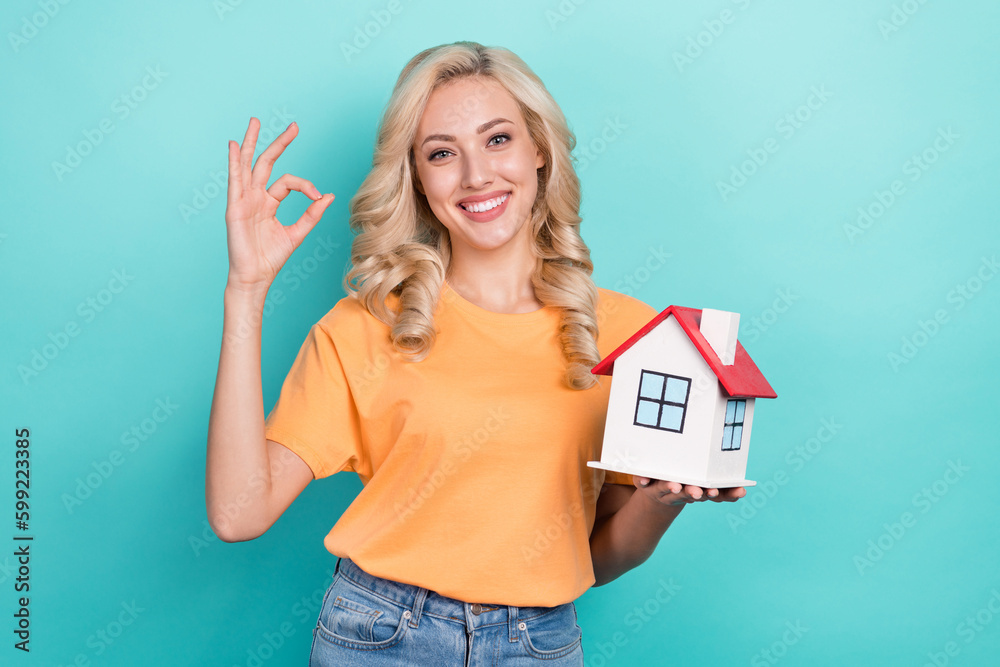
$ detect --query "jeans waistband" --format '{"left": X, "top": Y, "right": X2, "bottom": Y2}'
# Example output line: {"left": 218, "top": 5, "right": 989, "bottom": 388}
{"left": 333, "top": 556, "right": 566, "bottom": 634}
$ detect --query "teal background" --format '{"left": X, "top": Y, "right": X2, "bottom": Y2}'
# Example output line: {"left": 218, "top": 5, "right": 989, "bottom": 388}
{"left": 1, "top": 0, "right": 998, "bottom": 664}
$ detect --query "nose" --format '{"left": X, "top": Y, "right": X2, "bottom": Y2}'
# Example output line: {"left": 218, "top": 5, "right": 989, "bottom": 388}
{"left": 461, "top": 150, "right": 493, "bottom": 191}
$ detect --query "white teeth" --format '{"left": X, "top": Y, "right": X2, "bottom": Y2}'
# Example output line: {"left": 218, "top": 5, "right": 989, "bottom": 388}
{"left": 462, "top": 193, "right": 509, "bottom": 213}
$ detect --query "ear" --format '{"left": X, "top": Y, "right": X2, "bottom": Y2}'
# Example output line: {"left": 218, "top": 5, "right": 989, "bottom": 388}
{"left": 414, "top": 175, "right": 424, "bottom": 195}
{"left": 535, "top": 148, "right": 545, "bottom": 170}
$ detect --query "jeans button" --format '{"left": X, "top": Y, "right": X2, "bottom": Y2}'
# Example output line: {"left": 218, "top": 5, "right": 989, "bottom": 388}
{"left": 471, "top": 603, "right": 482, "bottom": 614}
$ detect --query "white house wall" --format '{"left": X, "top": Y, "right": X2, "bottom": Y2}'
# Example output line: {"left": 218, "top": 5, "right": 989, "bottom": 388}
{"left": 601, "top": 315, "right": 721, "bottom": 482}
{"left": 705, "top": 395, "right": 755, "bottom": 485}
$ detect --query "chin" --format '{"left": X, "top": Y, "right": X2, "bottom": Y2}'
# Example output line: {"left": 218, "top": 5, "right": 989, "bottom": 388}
{"left": 463, "top": 220, "right": 530, "bottom": 250}
{"left": 460, "top": 233, "right": 519, "bottom": 252}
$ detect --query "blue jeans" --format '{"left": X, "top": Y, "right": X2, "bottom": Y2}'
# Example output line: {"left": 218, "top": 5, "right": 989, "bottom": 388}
{"left": 308, "top": 556, "right": 585, "bottom": 666}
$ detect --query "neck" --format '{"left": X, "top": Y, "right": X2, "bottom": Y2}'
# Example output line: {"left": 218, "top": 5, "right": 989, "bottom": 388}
{"left": 445, "top": 234, "right": 542, "bottom": 314}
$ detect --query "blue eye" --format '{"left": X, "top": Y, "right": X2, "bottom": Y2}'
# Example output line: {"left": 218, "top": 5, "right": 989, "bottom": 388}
{"left": 489, "top": 133, "right": 510, "bottom": 146}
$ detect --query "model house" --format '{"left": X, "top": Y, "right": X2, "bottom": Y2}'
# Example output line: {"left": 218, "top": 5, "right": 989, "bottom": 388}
{"left": 588, "top": 306, "right": 776, "bottom": 488}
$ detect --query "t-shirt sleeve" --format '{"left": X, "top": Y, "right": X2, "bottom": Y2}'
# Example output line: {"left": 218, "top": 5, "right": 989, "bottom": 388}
{"left": 263, "top": 320, "right": 365, "bottom": 480}
{"left": 603, "top": 470, "right": 635, "bottom": 486}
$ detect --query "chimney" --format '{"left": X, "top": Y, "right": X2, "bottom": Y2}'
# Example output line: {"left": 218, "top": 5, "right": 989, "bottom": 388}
{"left": 699, "top": 308, "right": 740, "bottom": 365}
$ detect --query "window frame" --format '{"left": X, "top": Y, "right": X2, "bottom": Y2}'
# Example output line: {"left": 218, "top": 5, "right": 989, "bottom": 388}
{"left": 721, "top": 398, "right": 746, "bottom": 451}
{"left": 632, "top": 369, "right": 692, "bottom": 434}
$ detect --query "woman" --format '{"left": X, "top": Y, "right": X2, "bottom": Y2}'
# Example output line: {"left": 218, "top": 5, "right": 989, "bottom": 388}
{"left": 206, "top": 41, "right": 745, "bottom": 665}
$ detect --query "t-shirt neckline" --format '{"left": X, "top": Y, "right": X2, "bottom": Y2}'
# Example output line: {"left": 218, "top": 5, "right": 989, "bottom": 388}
{"left": 441, "top": 280, "right": 554, "bottom": 325}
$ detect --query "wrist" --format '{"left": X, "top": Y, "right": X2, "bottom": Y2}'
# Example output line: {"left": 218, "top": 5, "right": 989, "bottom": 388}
{"left": 225, "top": 278, "right": 270, "bottom": 302}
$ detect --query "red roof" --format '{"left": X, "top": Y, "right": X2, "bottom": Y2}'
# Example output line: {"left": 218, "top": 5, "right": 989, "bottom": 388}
{"left": 592, "top": 305, "right": 777, "bottom": 399}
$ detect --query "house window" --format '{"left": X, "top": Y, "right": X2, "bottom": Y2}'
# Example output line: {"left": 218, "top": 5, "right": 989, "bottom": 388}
{"left": 633, "top": 370, "right": 691, "bottom": 433}
{"left": 721, "top": 399, "right": 746, "bottom": 451}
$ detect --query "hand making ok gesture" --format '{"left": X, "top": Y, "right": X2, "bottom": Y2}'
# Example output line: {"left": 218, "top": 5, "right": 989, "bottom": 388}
{"left": 224, "top": 117, "right": 335, "bottom": 290}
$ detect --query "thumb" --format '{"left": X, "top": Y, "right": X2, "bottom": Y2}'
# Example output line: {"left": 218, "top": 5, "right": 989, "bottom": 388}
{"left": 287, "top": 193, "right": 335, "bottom": 247}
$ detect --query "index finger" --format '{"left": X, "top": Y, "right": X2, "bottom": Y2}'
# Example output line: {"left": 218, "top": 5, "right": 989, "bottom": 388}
{"left": 227, "top": 140, "right": 241, "bottom": 205}
{"left": 713, "top": 486, "right": 747, "bottom": 502}
{"left": 239, "top": 117, "right": 260, "bottom": 189}
{"left": 251, "top": 122, "right": 298, "bottom": 188}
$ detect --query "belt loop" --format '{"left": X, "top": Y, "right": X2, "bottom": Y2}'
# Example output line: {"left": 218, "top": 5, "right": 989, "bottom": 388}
{"left": 334, "top": 557, "right": 341, "bottom": 576}
{"left": 409, "top": 586, "right": 429, "bottom": 629}
{"left": 508, "top": 605, "right": 519, "bottom": 642}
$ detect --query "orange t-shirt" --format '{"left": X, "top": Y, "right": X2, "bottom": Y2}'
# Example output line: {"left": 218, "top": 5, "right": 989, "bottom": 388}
{"left": 263, "top": 281, "right": 657, "bottom": 606}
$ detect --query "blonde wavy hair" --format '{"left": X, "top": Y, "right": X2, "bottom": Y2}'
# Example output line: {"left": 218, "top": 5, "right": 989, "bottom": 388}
{"left": 344, "top": 41, "right": 601, "bottom": 390}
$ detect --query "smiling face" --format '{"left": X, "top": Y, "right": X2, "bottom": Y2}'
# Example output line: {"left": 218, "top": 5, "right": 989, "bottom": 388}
{"left": 412, "top": 76, "right": 545, "bottom": 262}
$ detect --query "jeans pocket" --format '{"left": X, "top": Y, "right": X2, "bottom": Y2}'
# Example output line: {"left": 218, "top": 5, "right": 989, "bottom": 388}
{"left": 314, "top": 575, "right": 410, "bottom": 650}
{"left": 519, "top": 603, "right": 583, "bottom": 660}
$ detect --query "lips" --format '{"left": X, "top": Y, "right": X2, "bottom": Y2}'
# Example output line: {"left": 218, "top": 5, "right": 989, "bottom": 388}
{"left": 457, "top": 190, "right": 511, "bottom": 210}
{"left": 456, "top": 190, "right": 511, "bottom": 222}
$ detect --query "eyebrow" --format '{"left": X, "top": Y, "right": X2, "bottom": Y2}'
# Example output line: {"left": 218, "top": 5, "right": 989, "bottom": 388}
{"left": 420, "top": 118, "right": 513, "bottom": 147}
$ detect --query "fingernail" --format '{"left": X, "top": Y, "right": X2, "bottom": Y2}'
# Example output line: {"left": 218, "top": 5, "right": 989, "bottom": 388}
{"left": 639, "top": 478, "right": 649, "bottom": 486}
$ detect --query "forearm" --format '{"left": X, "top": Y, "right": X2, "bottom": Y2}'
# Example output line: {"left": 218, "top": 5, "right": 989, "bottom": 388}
{"left": 205, "top": 282, "right": 273, "bottom": 540}
{"left": 590, "top": 489, "right": 685, "bottom": 586}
